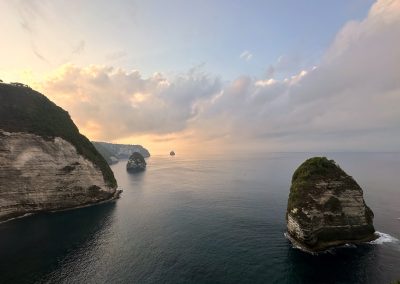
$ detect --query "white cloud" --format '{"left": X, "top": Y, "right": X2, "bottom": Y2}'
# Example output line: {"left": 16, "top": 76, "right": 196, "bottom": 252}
{"left": 240, "top": 50, "right": 253, "bottom": 61}
{"left": 36, "top": 0, "right": 400, "bottom": 152}
{"left": 72, "top": 40, "right": 85, "bottom": 55}
{"left": 37, "top": 64, "right": 221, "bottom": 141}
{"left": 267, "top": 54, "right": 303, "bottom": 78}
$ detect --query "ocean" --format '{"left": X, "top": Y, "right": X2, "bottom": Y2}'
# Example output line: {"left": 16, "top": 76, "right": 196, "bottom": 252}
{"left": 0, "top": 153, "right": 399, "bottom": 283}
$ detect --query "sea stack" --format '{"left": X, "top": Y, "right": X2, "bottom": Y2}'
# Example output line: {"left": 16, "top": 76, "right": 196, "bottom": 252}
{"left": 126, "top": 152, "right": 146, "bottom": 172}
{"left": 170, "top": 151, "right": 175, "bottom": 156}
{"left": 0, "top": 83, "right": 120, "bottom": 222}
{"left": 286, "top": 157, "right": 376, "bottom": 252}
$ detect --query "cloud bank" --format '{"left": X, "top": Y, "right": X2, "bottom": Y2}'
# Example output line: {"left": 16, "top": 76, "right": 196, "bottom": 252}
{"left": 39, "top": 65, "right": 221, "bottom": 141}
{"left": 37, "top": 0, "right": 400, "bottom": 152}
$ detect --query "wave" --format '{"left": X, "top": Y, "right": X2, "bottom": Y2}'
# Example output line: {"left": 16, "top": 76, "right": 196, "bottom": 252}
{"left": 284, "top": 232, "right": 302, "bottom": 250}
{"left": 284, "top": 232, "right": 332, "bottom": 255}
{"left": 369, "top": 231, "right": 399, "bottom": 245}
{"left": 0, "top": 212, "right": 34, "bottom": 224}
{"left": 284, "top": 231, "right": 399, "bottom": 254}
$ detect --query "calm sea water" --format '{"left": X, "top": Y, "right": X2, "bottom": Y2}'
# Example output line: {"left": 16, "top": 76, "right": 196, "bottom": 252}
{"left": 0, "top": 153, "right": 399, "bottom": 284}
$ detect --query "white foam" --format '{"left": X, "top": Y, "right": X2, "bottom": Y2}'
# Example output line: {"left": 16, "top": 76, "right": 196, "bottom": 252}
{"left": 0, "top": 212, "right": 34, "bottom": 224}
{"left": 370, "top": 231, "right": 399, "bottom": 245}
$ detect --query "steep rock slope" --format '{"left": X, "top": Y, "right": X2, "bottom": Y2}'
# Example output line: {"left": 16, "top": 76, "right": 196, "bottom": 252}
{"left": 286, "top": 157, "right": 376, "bottom": 252}
{"left": 0, "top": 83, "right": 119, "bottom": 222}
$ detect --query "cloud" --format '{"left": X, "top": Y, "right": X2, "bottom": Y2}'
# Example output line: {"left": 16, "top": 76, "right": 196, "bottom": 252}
{"left": 105, "top": 50, "right": 128, "bottom": 61}
{"left": 72, "top": 40, "right": 85, "bottom": 55}
{"left": 36, "top": 0, "right": 400, "bottom": 152}
{"left": 239, "top": 50, "right": 253, "bottom": 61}
{"left": 37, "top": 64, "right": 221, "bottom": 141}
{"left": 10, "top": 0, "right": 53, "bottom": 64}
{"left": 266, "top": 54, "right": 303, "bottom": 78}
{"left": 15, "top": 0, "right": 45, "bottom": 35}
{"left": 190, "top": 0, "right": 400, "bottom": 151}
{"left": 30, "top": 41, "right": 50, "bottom": 63}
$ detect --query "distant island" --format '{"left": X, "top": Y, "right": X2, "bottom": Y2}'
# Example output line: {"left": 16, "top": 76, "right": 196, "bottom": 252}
{"left": 286, "top": 157, "right": 376, "bottom": 252}
{"left": 0, "top": 82, "right": 120, "bottom": 222}
{"left": 92, "top": 141, "right": 150, "bottom": 165}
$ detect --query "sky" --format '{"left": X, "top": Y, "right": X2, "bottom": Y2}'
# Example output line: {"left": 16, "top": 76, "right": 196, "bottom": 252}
{"left": 0, "top": 0, "right": 399, "bottom": 155}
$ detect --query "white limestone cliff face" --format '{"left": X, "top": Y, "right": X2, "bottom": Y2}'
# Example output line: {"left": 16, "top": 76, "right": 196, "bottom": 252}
{"left": 0, "top": 130, "right": 119, "bottom": 222}
{"left": 287, "top": 180, "right": 374, "bottom": 248}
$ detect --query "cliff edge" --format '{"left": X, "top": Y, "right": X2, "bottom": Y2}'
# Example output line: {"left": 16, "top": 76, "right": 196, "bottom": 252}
{"left": 0, "top": 83, "right": 119, "bottom": 222}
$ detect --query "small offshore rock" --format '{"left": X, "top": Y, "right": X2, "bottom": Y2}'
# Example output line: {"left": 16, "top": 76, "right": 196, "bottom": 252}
{"left": 126, "top": 152, "right": 146, "bottom": 172}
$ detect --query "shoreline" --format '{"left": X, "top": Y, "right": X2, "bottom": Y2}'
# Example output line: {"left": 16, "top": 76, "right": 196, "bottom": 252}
{"left": 285, "top": 232, "right": 379, "bottom": 254}
{"left": 0, "top": 189, "right": 122, "bottom": 225}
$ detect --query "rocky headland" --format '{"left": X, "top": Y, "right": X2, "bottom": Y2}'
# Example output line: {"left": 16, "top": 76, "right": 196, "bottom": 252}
{"left": 0, "top": 83, "right": 120, "bottom": 222}
{"left": 286, "top": 157, "right": 376, "bottom": 252}
{"left": 92, "top": 141, "right": 150, "bottom": 165}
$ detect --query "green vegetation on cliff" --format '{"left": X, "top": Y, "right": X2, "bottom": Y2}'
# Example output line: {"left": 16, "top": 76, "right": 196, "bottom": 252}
{"left": 288, "top": 157, "right": 373, "bottom": 223}
{"left": 0, "top": 83, "right": 117, "bottom": 188}
{"left": 292, "top": 157, "right": 345, "bottom": 183}
{"left": 92, "top": 142, "right": 117, "bottom": 165}
{"left": 126, "top": 152, "right": 146, "bottom": 172}
{"left": 288, "top": 157, "right": 342, "bottom": 211}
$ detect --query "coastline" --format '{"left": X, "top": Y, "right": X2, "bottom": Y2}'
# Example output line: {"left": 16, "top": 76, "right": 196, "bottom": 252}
{"left": 0, "top": 189, "right": 122, "bottom": 225}
{"left": 284, "top": 231, "right": 379, "bottom": 254}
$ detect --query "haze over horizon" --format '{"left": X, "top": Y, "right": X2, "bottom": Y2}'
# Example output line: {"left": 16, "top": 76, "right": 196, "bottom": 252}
{"left": 1, "top": 0, "right": 399, "bottom": 155}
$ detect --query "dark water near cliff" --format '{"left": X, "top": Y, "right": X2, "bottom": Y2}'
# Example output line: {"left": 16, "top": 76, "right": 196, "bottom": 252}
{"left": 0, "top": 153, "right": 399, "bottom": 284}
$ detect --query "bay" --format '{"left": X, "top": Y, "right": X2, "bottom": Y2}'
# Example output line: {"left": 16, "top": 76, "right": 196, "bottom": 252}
{"left": 0, "top": 153, "right": 399, "bottom": 283}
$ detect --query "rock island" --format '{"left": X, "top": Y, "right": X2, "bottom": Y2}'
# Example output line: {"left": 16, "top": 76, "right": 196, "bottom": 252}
{"left": 286, "top": 157, "right": 376, "bottom": 252}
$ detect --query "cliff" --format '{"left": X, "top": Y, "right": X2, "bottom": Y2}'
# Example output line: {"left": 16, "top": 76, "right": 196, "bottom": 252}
{"left": 92, "top": 141, "right": 150, "bottom": 164}
{"left": 0, "top": 83, "right": 119, "bottom": 222}
{"left": 286, "top": 157, "right": 376, "bottom": 252}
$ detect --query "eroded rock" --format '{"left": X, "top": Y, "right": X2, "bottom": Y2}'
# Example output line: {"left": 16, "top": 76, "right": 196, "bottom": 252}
{"left": 126, "top": 152, "right": 146, "bottom": 172}
{"left": 286, "top": 157, "right": 376, "bottom": 252}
